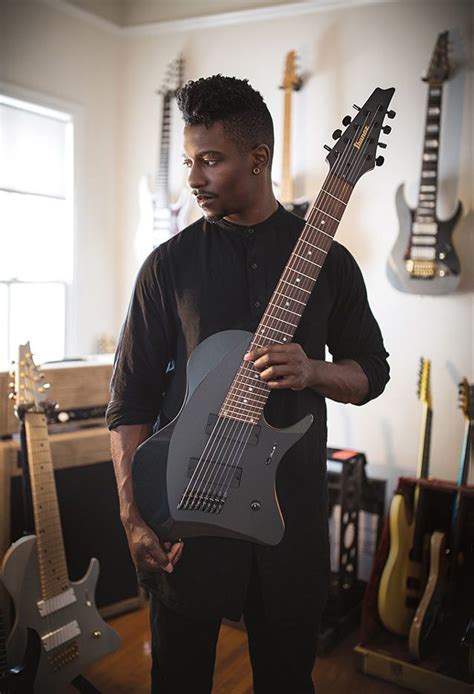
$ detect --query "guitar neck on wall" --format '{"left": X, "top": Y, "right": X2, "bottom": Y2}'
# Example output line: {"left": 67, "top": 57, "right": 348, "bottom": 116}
{"left": 387, "top": 31, "right": 462, "bottom": 295}
{"left": 278, "top": 50, "right": 309, "bottom": 219}
{"left": 1, "top": 343, "right": 120, "bottom": 693}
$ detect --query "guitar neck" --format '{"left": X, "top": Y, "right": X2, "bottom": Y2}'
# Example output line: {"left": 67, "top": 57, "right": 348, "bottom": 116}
{"left": 281, "top": 88, "right": 294, "bottom": 204}
{"left": 457, "top": 419, "right": 473, "bottom": 488}
{"left": 415, "top": 84, "right": 443, "bottom": 221}
{"left": 154, "top": 93, "right": 172, "bottom": 209}
{"left": 220, "top": 172, "right": 353, "bottom": 422}
{"left": 414, "top": 403, "right": 432, "bottom": 510}
{"left": 24, "top": 412, "right": 70, "bottom": 601}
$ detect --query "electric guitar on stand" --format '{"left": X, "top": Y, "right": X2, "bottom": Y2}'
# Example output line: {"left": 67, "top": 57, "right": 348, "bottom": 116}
{"left": 386, "top": 31, "right": 462, "bottom": 294}
{"left": 277, "top": 50, "right": 309, "bottom": 218}
{"left": 377, "top": 358, "right": 433, "bottom": 634}
{"left": 409, "top": 379, "right": 473, "bottom": 660}
{"left": 136, "top": 56, "right": 188, "bottom": 259}
{"left": 133, "top": 86, "right": 395, "bottom": 546}
{"left": 1, "top": 343, "right": 120, "bottom": 693}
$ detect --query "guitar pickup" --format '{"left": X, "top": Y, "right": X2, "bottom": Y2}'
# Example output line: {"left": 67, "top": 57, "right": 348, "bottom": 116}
{"left": 37, "top": 587, "right": 77, "bottom": 617}
{"left": 205, "top": 414, "right": 260, "bottom": 445}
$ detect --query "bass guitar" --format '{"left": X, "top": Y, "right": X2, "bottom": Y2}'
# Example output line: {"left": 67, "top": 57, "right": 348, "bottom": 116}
{"left": 278, "top": 50, "right": 309, "bottom": 218}
{"left": 409, "top": 379, "right": 473, "bottom": 660}
{"left": 1, "top": 344, "right": 121, "bottom": 693}
{"left": 133, "top": 86, "right": 396, "bottom": 546}
{"left": 377, "top": 358, "right": 432, "bottom": 634}
{"left": 386, "top": 31, "right": 462, "bottom": 294}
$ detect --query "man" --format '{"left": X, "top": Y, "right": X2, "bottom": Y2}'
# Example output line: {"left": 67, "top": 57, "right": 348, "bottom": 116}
{"left": 106, "top": 75, "right": 389, "bottom": 694}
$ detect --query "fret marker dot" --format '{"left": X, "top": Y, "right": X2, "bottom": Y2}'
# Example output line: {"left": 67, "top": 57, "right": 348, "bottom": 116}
{"left": 248, "top": 387, "right": 253, "bottom": 391}
{"left": 308, "top": 251, "right": 312, "bottom": 255}
{"left": 243, "top": 399, "right": 248, "bottom": 403}
{"left": 296, "top": 278, "right": 300, "bottom": 283}
{"left": 321, "top": 220, "right": 325, "bottom": 225}
{"left": 283, "top": 338, "right": 287, "bottom": 342}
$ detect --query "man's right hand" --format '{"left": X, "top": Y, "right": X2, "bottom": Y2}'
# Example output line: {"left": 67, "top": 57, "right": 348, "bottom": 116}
{"left": 124, "top": 518, "right": 184, "bottom": 574}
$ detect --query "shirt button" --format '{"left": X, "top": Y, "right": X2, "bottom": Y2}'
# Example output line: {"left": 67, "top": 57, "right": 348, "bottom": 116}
{"left": 251, "top": 263, "right": 258, "bottom": 270}
{"left": 247, "top": 228, "right": 254, "bottom": 236}
{"left": 254, "top": 301, "right": 261, "bottom": 308}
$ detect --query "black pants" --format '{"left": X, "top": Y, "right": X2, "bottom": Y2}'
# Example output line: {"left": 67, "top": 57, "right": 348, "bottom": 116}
{"left": 150, "top": 564, "right": 319, "bottom": 694}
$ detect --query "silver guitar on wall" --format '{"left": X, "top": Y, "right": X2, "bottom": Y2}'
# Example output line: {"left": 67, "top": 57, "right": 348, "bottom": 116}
{"left": 387, "top": 31, "right": 463, "bottom": 295}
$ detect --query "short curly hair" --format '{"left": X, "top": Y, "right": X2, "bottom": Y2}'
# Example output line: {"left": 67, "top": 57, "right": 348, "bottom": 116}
{"left": 176, "top": 75, "right": 274, "bottom": 159}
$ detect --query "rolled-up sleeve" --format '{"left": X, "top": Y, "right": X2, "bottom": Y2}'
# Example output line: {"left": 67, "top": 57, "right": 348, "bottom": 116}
{"left": 106, "top": 248, "right": 176, "bottom": 430}
{"left": 326, "top": 245, "right": 389, "bottom": 405}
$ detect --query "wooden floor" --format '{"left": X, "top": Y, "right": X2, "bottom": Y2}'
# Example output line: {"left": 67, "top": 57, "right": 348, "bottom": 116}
{"left": 82, "top": 606, "right": 410, "bottom": 693}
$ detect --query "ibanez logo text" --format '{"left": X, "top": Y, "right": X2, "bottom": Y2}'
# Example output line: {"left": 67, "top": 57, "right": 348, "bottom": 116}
{"left": 354, "top": 125, "right": 369, "bottom": 150}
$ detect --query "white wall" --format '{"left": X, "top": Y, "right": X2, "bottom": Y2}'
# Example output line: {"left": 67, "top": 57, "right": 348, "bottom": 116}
{"left": 1, "top": 0, "right": 471, "bottom": 490}
{"left": 117, "top": 0, "right": 472, "bottom": 488}
{"left": 0, "top": 0, "right": 121, "bottom": 356}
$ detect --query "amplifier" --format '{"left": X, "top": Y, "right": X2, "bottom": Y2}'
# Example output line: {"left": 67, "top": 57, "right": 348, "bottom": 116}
{"left": 0, "top": 357, "right": 113, "bottom": 438}
{"left": 0, "top": 426, "right": 142, "bottom": 618}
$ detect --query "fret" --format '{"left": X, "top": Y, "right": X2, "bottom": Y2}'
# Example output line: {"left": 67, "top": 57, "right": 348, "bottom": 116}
{"left": 312, "top": 206, "right": 341, "bottom": 223}
{"left": 279, "top": 279, "right": 311, "bottom": 294}
{"left": 273, "top": 290, "right": 306, "bottom": 306}
{"left": 258, "top": 324, "right": 294, "bottom": 338}
{"left": 268, "top": 300, "right": 302, "bottom": 317}
{"left": 292, "top": 252, "right": 322, "bottom": 268}
{"left": 298, "top": 238, "right": 328, "bottom": 254}
{"left": 321, "top": 188, "right": 347, "bottom": 205}
{"left": 261, "top": 313, "right": 298, "bottom": 328}
{"left": 286, "top": 267, "right": 317, "bottom": 283}
{"left": 425, "top": 139, "right": 439, "bottom": 148}
{"left": 304, "top": 222, "right": 333, "bottom": 238}
{"left": 229, "top": 385, "right": 268, "bottom": 402}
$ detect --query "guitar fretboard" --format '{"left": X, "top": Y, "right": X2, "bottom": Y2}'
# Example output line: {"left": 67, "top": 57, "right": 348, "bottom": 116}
{"left": 154, "top": 93, "right": 172, "bottom": 211}
{"left": 24, "top": 412, "right": 70, "bottom": 601}
{"left": 415, "top": 84, "right": 442, "bottom": 223}
{"left": 220, "top": 173, "right": 353, "bottom": 423}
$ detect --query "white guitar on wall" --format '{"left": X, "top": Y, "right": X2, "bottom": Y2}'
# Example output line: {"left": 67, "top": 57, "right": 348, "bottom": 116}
{"left": 1, "top": 343, "right": 120, "bottom": 693}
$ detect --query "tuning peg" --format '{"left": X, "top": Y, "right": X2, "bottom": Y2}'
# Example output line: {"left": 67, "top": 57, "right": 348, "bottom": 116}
{"left": 387, "top": 110, "right": 396, "bottom": 119}
{"left": 375, "top": 156, "right": 385, "bottom": 166}
{"left": 332, "top": 129, "right": 342, "bottom": 140}
{"left": 324, "top": 144, "right": 331, "bottom": 152}
{"left": 8, "top": 392, "right": 16, "bottom": 400}
{"left": 382, "top": 125, "right": 392, "bottom": 135}
{"left": 43, "top": 383, "right": 51, "bottom": 390}
{"left": 378, "top": 142, "right": 387, "bottom": 149}
{"left": 342, "top": 115, "right": 352, "bottom": 126}
{"left": 353, "top": 104, "right": 361, "bottom": 111}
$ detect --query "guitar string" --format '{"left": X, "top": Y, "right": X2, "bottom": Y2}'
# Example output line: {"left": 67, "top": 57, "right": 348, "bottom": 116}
{"left": 180, "top": 100, "right": 386, "bottom": 513}
{"left": 211, "top": 103, "right": 385, "bottom": 507}
{"left": 181, "top": 102, "right": 383, "bottom": 510}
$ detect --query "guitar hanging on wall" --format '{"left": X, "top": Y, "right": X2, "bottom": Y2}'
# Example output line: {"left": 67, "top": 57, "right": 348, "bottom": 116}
{"left": 377, "top": 358, "right": 433, "bottom": 635}
{"left": 386, "top": 31, "right": 462, "bottom": 295}
{"left": 132, "top": 86, "right": 396, "bottom": 546}
{"left": 1, "top": 343, "right": 120, "bottom": 693}
{"left": 136, "top": 56, "right": 187, "bottom": 259}
{"left": 277, "top": 50, "right": 309, "bottom": 218}
{"left": 408, "top": 379, "right": 473, "bottom": 661}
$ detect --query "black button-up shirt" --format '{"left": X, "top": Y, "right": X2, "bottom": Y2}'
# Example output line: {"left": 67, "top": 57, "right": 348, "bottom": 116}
{"left": 106, "top": 204, "right": 389, "bottom": 622}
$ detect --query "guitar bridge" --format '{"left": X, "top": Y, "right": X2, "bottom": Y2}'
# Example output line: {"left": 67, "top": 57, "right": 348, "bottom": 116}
{"left": 177, "top": 458, "right": 242, "bottom": 513}
{"left": 406, "top": 259, "right": 436, "bottom": 279}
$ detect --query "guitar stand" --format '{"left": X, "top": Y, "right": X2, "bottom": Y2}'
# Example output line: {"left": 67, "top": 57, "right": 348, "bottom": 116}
{"left": 72, "top": 674, "right": 101, "bottom": 693}
{"left": 318, "top": 448, "right": 386, "bottom": 654}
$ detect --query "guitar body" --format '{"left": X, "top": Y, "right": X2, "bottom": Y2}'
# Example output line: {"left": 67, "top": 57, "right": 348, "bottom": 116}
{"left": 0, "top": 629, "right": 40, "bottom": 694}
{"left": 133, "top": 330, "right": 313, "bottom": 546}
{"left": 377, "top": 493, "right": 423, "bottom": 635}
{"left": 409, "top": 530, "right": 448, "bottom": 659}
{"left": 2, "top": 536, "right": 121, "bottom": 694}
{"left": 386, "top": 183, "right": 462, "bottom": 295}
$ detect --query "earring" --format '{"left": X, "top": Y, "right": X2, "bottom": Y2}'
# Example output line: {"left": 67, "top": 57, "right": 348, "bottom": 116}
{"left": 252, "top": 167, "right": 261, "bottom": 175}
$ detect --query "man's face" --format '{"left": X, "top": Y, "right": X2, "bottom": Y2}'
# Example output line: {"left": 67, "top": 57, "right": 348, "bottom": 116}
{"left": 183, "top": 122, "right": 257, "bottom": 222}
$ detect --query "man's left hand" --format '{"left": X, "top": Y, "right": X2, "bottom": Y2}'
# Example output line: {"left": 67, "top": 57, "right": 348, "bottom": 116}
{"left": 244, "top": 344, "right": 312, "bottom": 391}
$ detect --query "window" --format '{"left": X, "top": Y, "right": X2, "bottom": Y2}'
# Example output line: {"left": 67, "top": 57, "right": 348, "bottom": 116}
{"left": 0, "top": 93, "right": 74, "bottom": 366}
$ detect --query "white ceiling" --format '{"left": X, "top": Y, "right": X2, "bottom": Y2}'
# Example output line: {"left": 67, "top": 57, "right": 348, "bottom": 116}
{"left": 63, "top": 0, "right": 303, "bottom": 26}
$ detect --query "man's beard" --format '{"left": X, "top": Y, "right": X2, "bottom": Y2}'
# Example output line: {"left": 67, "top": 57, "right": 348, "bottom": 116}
{"left": 204, "top": 213, "right": 225, "bottom": 224}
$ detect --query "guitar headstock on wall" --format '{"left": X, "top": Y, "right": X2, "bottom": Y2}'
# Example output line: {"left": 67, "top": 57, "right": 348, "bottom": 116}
{"left": 423, "top": 31, "right": 451, "bottom": 85}
{"left": 458, "top": 377, "right": 474, "bottom": 424}
{"left": 9, "top": 342, "right": 57, "bottom": 420}
{"left": 280, "top": 50, "right": 303, "bottom": 92}
{"left": 325, "top": 86, "right": 395, "bottom": 186}
{"left": 157, "top": 54, "right": 185, "bottom": 97}
{"left": 417, "top": 357, "right": 432, "bottom": 409}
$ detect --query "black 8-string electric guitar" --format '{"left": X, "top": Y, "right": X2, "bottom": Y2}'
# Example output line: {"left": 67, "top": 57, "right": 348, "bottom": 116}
{"left": 133, "top": 87, "right": 396, "bottom": 546}
{"left": 387, "top": 31, "right": 462, "bottom": 294}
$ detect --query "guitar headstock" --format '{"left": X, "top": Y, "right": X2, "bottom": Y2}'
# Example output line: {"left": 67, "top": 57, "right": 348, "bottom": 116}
{"left": 423, "top": 31, "right": 450, "bottom": 85}
{"left": 158, "top": 55, "right": 185, "bottom": 96}
{"left": 10, "top": 342, "right": 56, "bottom": 420}
{"left": 458, "top": 378, "right": 474, "bottom": 423}
{"left": 325, "top": 86, "right": 395, "bottom": 185}
{"left": 280, "top": 50, "right": 303, "bottom": 92}
{"left": 417, "top": 357, "right": 432, "bottom": 408}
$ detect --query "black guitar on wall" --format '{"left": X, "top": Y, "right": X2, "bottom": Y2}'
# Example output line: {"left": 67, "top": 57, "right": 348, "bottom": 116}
{"left": 132, "top": 86, "right": 395, "bottom": 546}
{"left": 386, "top": 31, "right": 462, "bottom": 295}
